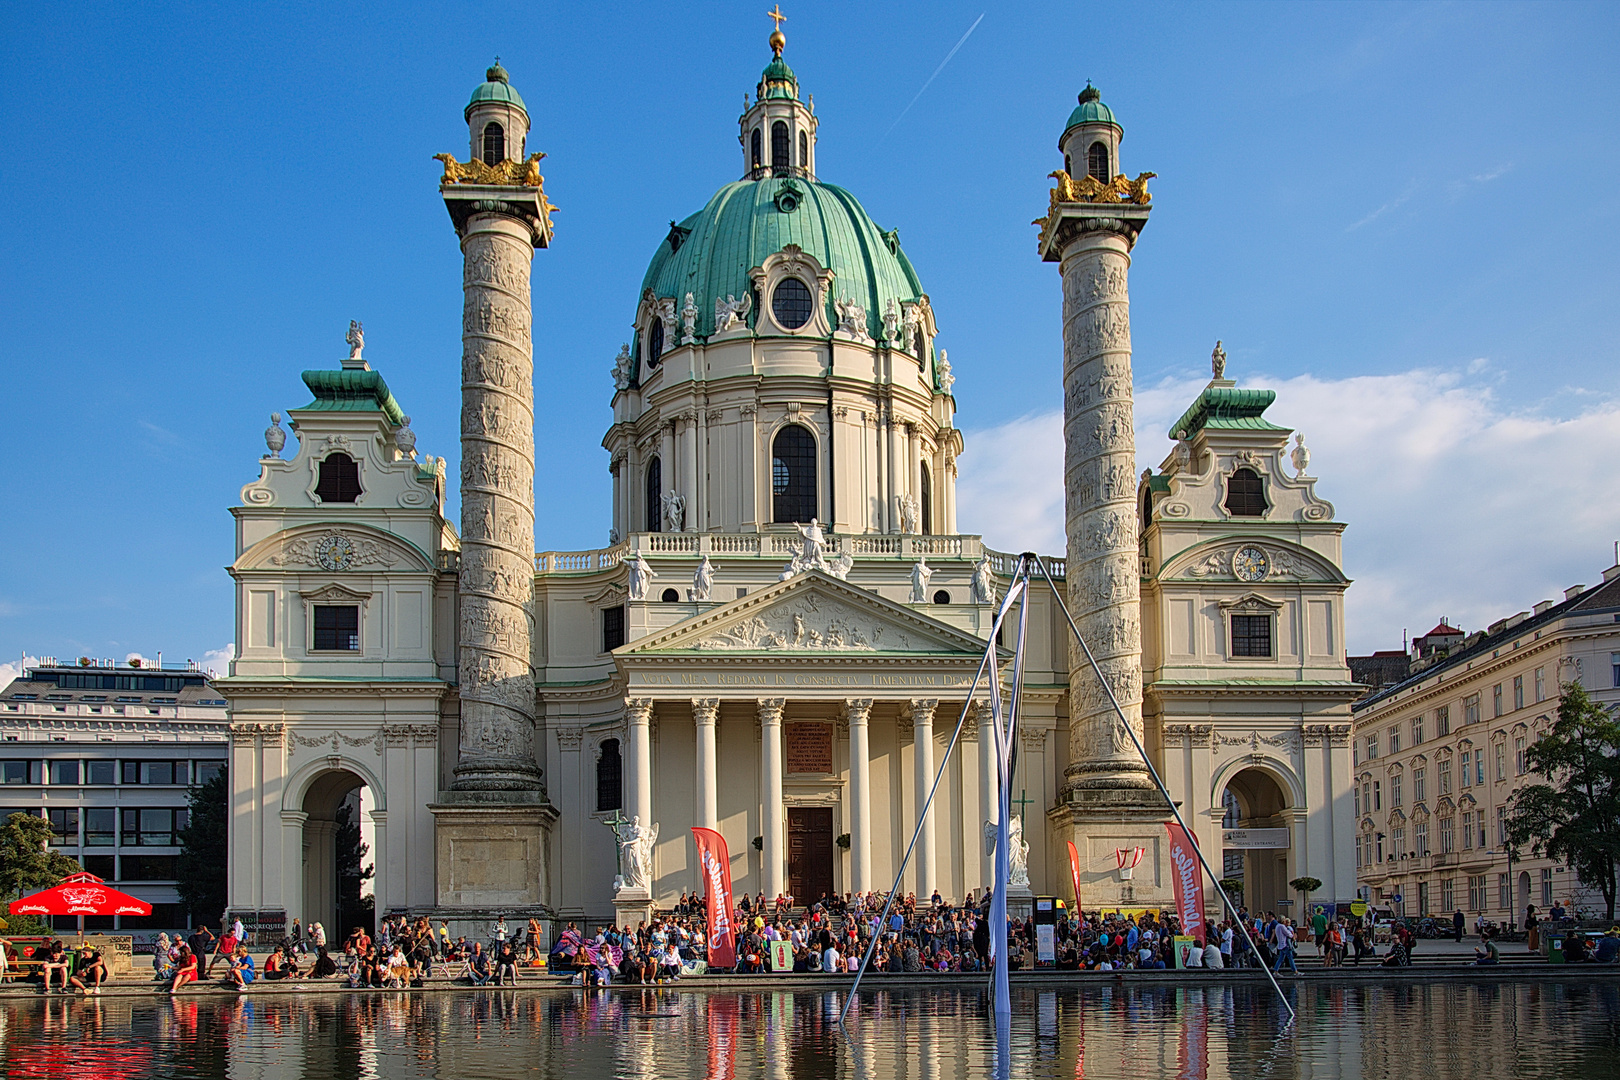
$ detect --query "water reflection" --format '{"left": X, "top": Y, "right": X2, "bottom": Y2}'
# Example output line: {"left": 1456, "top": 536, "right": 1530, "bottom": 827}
{"left": 0, "top": 983, "right": 1617, "bottom": 1079}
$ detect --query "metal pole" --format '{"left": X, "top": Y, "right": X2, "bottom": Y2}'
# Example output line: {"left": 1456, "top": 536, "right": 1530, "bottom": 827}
{"left": 1032, "top": 555, "right": 1296, "bottom": 1022}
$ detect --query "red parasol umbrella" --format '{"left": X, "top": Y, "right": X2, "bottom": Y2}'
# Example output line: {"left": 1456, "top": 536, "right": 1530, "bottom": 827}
{"left": 9, "top": 871, "right": 152, "bottom": 937}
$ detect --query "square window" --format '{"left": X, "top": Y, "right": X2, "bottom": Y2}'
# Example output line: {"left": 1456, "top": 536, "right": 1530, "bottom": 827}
{"left": 313, "top": 605, "right": 360, "bottom": 651}
{"left": 602, "top": 605, "right": 626, "bottom": 653}
{"left": 1437, "top": 706, "right": 1451, "bottom": 737}
{"left": 82, "top": 854, "right": 115, "bottom": 878}
{"left": 48, "top": 760, "right": 79, "bottom": 785}
{"left": 85, "top": 760, "right": 115, "bottom": 785}
{"left": 195, "top": 761, "right": 226, "bottom": 785}
{"left": 1230, "top": 615, "right": 1272, "bottom": 658}
{"left": 1389, "top": 726, "right": 1401, "bottom": 754}
{"left": 84, "top": 808, "right": 115, "bottom": 846}
{"left": 47, "top": 807, "right": 79, "bottom": 846}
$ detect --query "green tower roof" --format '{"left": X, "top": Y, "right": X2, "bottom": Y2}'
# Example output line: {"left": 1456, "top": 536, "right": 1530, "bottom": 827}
{"left": 636, "top": 176, "right": 927, "bottom": 379}
{"left": 466, "top": 61, "right": 527, "bottom": 119}
{"left": 299, "top": 368, "right": 405, "bottom": 427}
{"left": 1061, "top": 83, "right": 1120, "bottom": 145}
{"left": 1169, "top": 386, "right": 1286, "bottom": 439}
{"left": 758, "top": 55, "right": 799, "bottom": 100}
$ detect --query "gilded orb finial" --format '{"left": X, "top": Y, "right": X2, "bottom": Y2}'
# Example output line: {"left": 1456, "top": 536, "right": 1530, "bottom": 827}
{"left": 767, "top": 4, "right": 787, "bottom": 55}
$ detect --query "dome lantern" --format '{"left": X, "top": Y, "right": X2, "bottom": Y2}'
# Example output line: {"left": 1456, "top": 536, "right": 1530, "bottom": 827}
{"left": 465, "top": 57, "right": 530, "bottom": 166}
{"left": 739, "top": 8, "right": 817, "bottom": 181}
{"left": 1059, "top": 82, "right": 1124, "bottom": 184}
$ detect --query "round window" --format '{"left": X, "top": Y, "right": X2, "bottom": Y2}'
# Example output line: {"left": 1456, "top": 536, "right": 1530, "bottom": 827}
{"left": 771, "top": 277, "right": 813, "bottom": 329}
{"left": 660, "top": 588, "right": 680, "bottom": 603}
{"left": 932, "top": 590, "right": 951, "bottom": 605}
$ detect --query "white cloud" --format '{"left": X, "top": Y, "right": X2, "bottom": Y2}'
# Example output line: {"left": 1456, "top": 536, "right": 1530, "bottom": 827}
{"left": 0, "top": 655, "right": 41, "bottom": 688}
{"left": 958, "top": 368, "right": 1620, "bottom": 655}
{"left": 200, "top": 645, "right": 234, "bottom": 679}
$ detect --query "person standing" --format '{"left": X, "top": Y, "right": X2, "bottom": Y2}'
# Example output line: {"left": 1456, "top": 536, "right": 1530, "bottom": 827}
{"left": 1526, "top": 905, "right": 1540, "bottom": 952}
{"left": 1311, "top": 908, "right": 1328, "bottom": 954}
{"left": 291, "top": 918, "right": 305, "bottom": 956}
{"left": 1453, "top": 909, "right": 1465, "bottom": 944}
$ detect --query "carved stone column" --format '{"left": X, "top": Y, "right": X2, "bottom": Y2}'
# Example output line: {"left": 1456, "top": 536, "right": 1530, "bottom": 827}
{"left": 844, "top": 698, "right": 874, "bottom": 893}
{"left": 1058, "top": 218, "right": 1152, "bottom": 792}
{"left": 626, "top": 698, "right": 654, "bottom": 823}
{"left": 692, "top": 698, "right": 719, "bottom": 831}
{"left": 454, "top": 209, "right": 542, "bottom": 791}
{"left": 758, "top": 698, "right": 786, "bottom": 899}
{"left": 971, "top": 699, "right": 997, "bottom": 894}
{"left": 905, "top": 698, "right": 939, "bottom": 898}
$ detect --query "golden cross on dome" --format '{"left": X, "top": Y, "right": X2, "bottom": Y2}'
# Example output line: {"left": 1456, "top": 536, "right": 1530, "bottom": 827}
{"left": 767, "top": 5, "right": 787, "bottom": 32}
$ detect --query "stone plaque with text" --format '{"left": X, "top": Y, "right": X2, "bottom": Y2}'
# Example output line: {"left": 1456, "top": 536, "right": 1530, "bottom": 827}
{"left": 785, "top": 723, "right": 833, "bottom": 773}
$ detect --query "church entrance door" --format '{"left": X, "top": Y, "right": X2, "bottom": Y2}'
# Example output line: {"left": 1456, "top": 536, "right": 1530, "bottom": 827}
{"left": 787, "top": 807, "right": 833, "bottom": 903}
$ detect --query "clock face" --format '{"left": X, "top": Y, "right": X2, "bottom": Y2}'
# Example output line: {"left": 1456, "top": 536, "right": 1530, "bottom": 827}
{"left": 1232, "top": 546, "right": 1269, "bottom": 582}
{"left": 314, "top": 533, "right": 356, "bottom": 572}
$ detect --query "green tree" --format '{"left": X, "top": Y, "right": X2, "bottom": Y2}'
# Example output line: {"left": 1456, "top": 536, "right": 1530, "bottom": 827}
{"left": 0, "top": 812, "right": 81, "bottom": 935}
{"left": 176, "top": 771, "right": 229, "bottom": 926}
{"left": 334, "top": 799, "right": 374, "bottom": 935}
{"left": 1506, "top": 682, "right": 1620, "bottom": 920}
{"left": 1289, "top": 876, "right": 1323, "bottom": 916}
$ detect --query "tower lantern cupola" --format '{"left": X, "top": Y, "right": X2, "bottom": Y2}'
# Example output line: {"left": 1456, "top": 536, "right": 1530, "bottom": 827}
{"left": 466, "top": 59, "right": 530, "bottom": 166}
{"left": 1059, "top": 83, "right": 1123, "bottom": 184}
{"left": 738, "top": 9, "right": 817, "bottom": 181}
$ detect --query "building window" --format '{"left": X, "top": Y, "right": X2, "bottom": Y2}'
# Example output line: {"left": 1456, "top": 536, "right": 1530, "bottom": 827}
{"left": 120, "top": 855, "right": 178, "bottom": 881}
{"left": 1475, "top": 751, "right": 1485, "bottom": 786}
{"left": 121, "top": 761, "right": 177, "bottom": 785}
{"left": 1464, "top": 693, "right": 1481, "bottom": 725}
{"left": 481, "top": 121, "right": 505, "bottom": 165}
{"left": 1413, "top": 766, "right": 1426, "bottom": 802}
{"left": 602, "top": 605, "right": 625, "bottom": 653}
{"left": 1541, "top": 868, "right": 1553, "bottom": 906}
{"left": 919, "top": 465, "right": 933, "bottom": 535}
{"left": 1437, "top": 706, "right": 1451, "bottom": 737}
{"left": 771, "top": 120, "right": 790, "bottom": 173}
{"left": 1612, "top": 653, "right": 1620, "bottom": 689}
{"left": 596, "top": 739, "right": 623, "bottom": 812}
{"left": 2, "top": 761, "right": 40, "bottom": 784}
{"left": 799, "top": 131, "right": 808, "bottom": 169}
{"left": 660, "top": 588, "right": 680, "bottom": 603}
{"left": 751, "top": 128, "right": 761, "bottom": 172}
{"left": 312, "top": 605, "right": 360, "bottom": 651}
{"left": 120, "top": 807, "right": 185, "bottom": 847}
{"left": 932, "top": 590, "right": 951, "bottom": 605}
{"left": 85, "top": 761, "right": 115, "bottom": 786}
{"left": 1415, "top": 819, "right": 1429, "bottom": 855}
{"left": 1389, "top": 726, "right": 1401, "bottom": 754}
{"left": 645, "top": 457, "right": 662, "bottom": 533}
{"left": 47, "top": 808, "right": 78, "bottom": 846}
{"left": 1459, "top": 749, "right": 1473, "bottom": 789}
{"left": 1086, "top": 140, "right": 1110, "bottom": 181}
{"left": 1494, "top": 743, "right": 1506, "bottom": 782}
{"left": 314, "top": 453, "right": 361, "bottom": 503}
{"left": 1416, "top": 881, "right": 1430, "bottom": 915}
{"left": 1373, "top": 780, "right": 1381, "bottom": 811}
{"left": 1354, "top": 785, "right": 1360, "bottom": 816}
{"left": 647, "top": 318, "right": 664, "bottom": 368}
{"left": 84, "top": 808, "right": 114, "bottom": 847}
{"left": 1469, "top": 875, "right": 1487, "bottom": 912}
{"left": 771, "top": 277, "right": 814, "bottom": 329}
{"left": 1231, "top": 614, "right": 1272, "bottom": 658}
{"left": 1412, "top": 714, "right": 1424, "bottom": 745}
{"left": 771, "top": 424, "right": 818, "bottom": 523}
{"left": 1493, "top": 683, "right": 1503, "bottom": 718}
{"left": 1462, "top": 811, "right": 1475, "bottom": 849}
{"left": 1441, "top": 878, "right": 1456, "bottom": 912}
{"left": 1439, "top": 755, "right": 1452, "bottom": 795}
{"left": 1513, "top": 675, "right": 1525, "bottom": 711}
{"left": 1223, "top": 468, "right": 1267, "bottom": 517}
{"left": 1499, "top": 873, "right": 1511, "bottom": 909}
{"left": 1536, "top": 667, "right": 1546, "bottom": 702}
{"left": 48, "top": 760, "right": 79, "bottom": 785}
{"left": 1496, "top": 805, "right": 1507, "bottom": 847}
{"left": 1514, "top": 735, "right": 1527, "bottom": 775}
{"left": 196, "top": 761, "right": 226, "bottom": 785}
{"left": 1392, "top": 826, "right": 1405, "bottom": 857}
{"left": 1440, "top": 816, "right": 1455, "bottom": 853}
{"left": 1366, "top": 735, "right": 1378, "bottom": 761}
{"left": 1392, "top": 772, "right": 1403, "bottom": 807}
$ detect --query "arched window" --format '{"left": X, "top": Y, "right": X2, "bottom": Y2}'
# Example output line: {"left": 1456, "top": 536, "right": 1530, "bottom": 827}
{"left": 660, "top": 588, "right": 680, "bottom": 603}
{"left": 315, "top": 453, "right": 361, "bottom": 503}
{"left": 771, "top": 121, "right": 790, "bottom": 173}
{"left": 645, "top": 457, "right": 662, "bottom": 533}
{"left": 919, "top": 465, "right": 933, "bottom": 535}
{"left": 771, "top": 424, "right": 817, "bottom": 524}
{"left": 1224, "top": 468, "right": 1268, "bottom": 517}
{"left": 771, "top": 277, "right": 813, "bottom": 329}
{"left": 647, "top": 319, "right": 664, "bottom": 368}
{"left": 913, "top": 327, "right": 926, "bottom": 359}
{"left": 1064, "top": 153, "right": 1073, "bottom": 178}
{"left": 596, "top": 739, "right": 623, "bottom": 812}
{"left": 751, "top": 129, "right": 762, "bottom": 172}
{"left": 1087, "top": 141, "right": 1110, "bottom": 181}
{"left": 799, "top": 131, "right": 809, "bottom": 169}
{"left": 1140, "top": 486, "right": 1155, "bottom": 532}
{"left": 482, "top": 122, "right": 505, "bottom": 165}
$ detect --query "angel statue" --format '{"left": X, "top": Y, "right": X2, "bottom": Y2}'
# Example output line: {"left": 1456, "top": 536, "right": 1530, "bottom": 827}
{"left": 346, "top": 320, "right": 365, "bottom": 362}
{"left": 714, "top": 292, "right": 752, "bottom": 332}
{"left": 662, "top": 490, "right": 686, "bottom": 533}
{"left": 1007, "top": 815, "right": 1031, "bottom": 887}
{"left": 627, "top": 553, "right": 657, "bottom": 601}
{"left": 619, "top": 815, "right": 659, "bottom": 891}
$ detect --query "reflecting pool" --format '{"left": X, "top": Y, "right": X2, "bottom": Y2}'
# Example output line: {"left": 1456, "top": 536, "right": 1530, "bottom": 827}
{"left": 2, "top": 982, "right": 1618, "bottom": 1079}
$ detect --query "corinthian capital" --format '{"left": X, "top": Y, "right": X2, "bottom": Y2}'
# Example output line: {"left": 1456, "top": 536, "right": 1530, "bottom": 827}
{"left": 625, "top": 698, "right": 654, "bottom": 726}
{"left": 756, "top": 698, "right": 786, "bottom": 728}
{"left": 691, "top": 698, "right": 720, "bottom": 725}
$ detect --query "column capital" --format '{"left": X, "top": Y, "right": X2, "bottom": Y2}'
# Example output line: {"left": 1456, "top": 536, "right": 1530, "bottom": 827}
{"left": 904, "top": 698, "right": 939, "bottom": 726}
{"left": 843, "top": 698, "right": 874, "bottom": 726}
{"left": 626, "top": 698, "right": 654, "bottom": 726}
{"left": 756, "top": 698, "right": 786, "bottom": 728}
{"left": 691, "top": 698, "right": 720, "bottom": 724}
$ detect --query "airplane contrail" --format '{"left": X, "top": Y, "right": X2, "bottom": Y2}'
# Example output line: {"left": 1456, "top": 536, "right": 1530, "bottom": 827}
{"left": 885, "top": 13, "right": 986, "bottom": 136}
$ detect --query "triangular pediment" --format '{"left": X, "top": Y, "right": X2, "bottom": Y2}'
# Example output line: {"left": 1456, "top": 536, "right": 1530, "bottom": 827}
{"left": 619, "top": 571, "right": 989, "bottom": 657}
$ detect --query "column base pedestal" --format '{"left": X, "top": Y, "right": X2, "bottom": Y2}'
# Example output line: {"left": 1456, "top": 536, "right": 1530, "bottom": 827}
{"left": 611, "top": 886, "right": 655, "bottom": 929}
{"left": 1005, "top": 884, "right": 1035, "bottom": 925}
{"left": 1052, "top": 787, "right": 1176, "bottom": 913}
{"left": 428, "top": 790, "right": 557, "bottom": 914}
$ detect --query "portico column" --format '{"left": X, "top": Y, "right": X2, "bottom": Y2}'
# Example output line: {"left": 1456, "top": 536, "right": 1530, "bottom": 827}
{"left": 692, "top": 698, "right": 719, "bottom": 830}
{"left": 758, "top": 698, "right": 786, "bottom": 899}
{"left": 974, "top": 699, "right": 997, "bottom": 893}
{"left": 844, "top": 698, "right": 874, "bottom": 893}
{"left": 907, "top": 699, "right": 939, "bottom": 898}
{"left": 626, "top": 698, "right": 654, "bottom": 823}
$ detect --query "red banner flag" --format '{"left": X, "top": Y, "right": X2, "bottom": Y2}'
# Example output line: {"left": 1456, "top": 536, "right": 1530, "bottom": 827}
{"left": 1067, "top": 840, "right": 1083, "bottom": 917}
{"left": 1165, "top": 823, "right": 1207, "bottom": 944}
{"left": 692, "top": 827, "right": 736, "bottom": 969}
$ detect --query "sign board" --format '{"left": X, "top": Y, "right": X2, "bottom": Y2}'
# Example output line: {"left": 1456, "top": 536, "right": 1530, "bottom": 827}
{"left": 1036, "top": 924, "right": 1056, "bottom": 964}
{"left": 1350, "top": 900, "right": 1368, "bottom": 917}
{"left": 81, "top": 934, "right": 134, "bottom": 976}
{"left": 1222, "top": 828, "right": 1290, "bottom": 850}
{"left": 785, "top": 724, "right": 833, "bottom": 773}
{"left": 1391, "top": 894, "right": 1403, "bottom": 905}
{"left": 1172, "top": 935, "right": 1198, "bottom": 969}
{"left": 769, "top": 939, "right": 793, "bottom": 972}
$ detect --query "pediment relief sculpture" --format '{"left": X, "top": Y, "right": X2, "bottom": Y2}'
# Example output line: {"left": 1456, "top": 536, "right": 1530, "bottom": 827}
{"left": 239, "top": 524, "right": 431, "bottom": 574}
{"left": 1171, "top": 541, "right": 1341, "bottom": 584}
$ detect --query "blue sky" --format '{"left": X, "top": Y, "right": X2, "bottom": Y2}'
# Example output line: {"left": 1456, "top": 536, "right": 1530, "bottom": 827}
{"left": 2, "top": 1, "right": 1618, "bottom": 671}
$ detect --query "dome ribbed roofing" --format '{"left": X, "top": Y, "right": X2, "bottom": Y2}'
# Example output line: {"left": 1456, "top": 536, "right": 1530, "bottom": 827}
{"left": 637, "top": 177, "right": 925, "bottom": 365}
{"left": 1061, "top": 83, "right": 1119, "bottom": 143}
{"left": 758, "top": 56, "right": 798, "bottom": 100}
{"left": 466, "top": 62, "right": 527, "bottom": 118}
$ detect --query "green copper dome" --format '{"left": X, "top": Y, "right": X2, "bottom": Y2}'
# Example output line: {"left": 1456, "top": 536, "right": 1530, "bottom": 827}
{"left": 758, "top": 56, "right": 799, "bottom": 100}
{"left": 1061, "top": 84, "right": 1119, "bottom": 144}
{"left": 637, "top": 177, "right": 925, "bottom": 370}
{"left": 465, "top": 61, "right": 527, "bottom": 119}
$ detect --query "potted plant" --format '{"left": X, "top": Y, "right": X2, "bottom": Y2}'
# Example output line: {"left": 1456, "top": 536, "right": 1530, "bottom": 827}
{"left": 836, "top": 833, "right": 851, "bottom": 850}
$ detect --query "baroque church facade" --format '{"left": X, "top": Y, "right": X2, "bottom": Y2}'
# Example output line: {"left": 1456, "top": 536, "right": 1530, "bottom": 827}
{"left": 219, "top": 34, "right": 1358, "bottom": 937}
